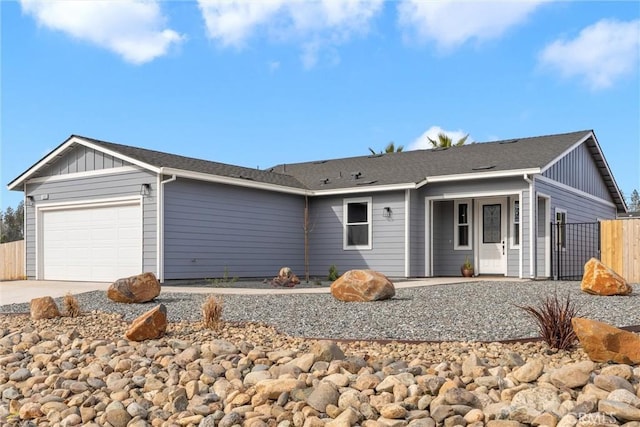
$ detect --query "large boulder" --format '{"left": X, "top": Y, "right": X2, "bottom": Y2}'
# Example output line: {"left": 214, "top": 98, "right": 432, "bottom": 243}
{"left": 330, "top": 270, "right": 395, "bottom": 302}
{"left": 125, "top": 304, "right": 168, "bottom": 341}
{"left": 30, "top": 296, "right": 61, "bottom": 320}
{"left": 572, "top": 317, "right": 640, "bottom": 364}
{"left": 580, "top": 258, "right": 631, "bottom": 296}
{"left": 107, "top": 272, "right": 161, "bottom": 303}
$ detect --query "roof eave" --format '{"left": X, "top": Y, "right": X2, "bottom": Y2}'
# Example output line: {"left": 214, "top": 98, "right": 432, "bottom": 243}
{"left": 540, "top": 130, "right": 627, "bottom": 212}
{"left": 420, "top": 168, "right": 541, "bottom": 185}
{"left": 161, "top": 167, "right": 310, "bottom": 196}
{"left": 7, "top": 135, "right": 160, "bottom": 191}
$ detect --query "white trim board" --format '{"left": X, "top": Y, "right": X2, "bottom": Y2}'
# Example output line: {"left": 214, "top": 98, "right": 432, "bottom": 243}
{"left": 535, "top": 175, "right": 617, "bottom": 208}
{"left": 26, "top": 166, "right": 141, "bottom": 184}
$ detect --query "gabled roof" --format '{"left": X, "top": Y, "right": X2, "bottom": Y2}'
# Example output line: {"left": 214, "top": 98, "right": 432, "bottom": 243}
{"left": 270, "top": 130, "right": 626, "bottom": 212}
{"left": 8, "top": 131, "right": 626, "bottom": 212}
{"left": 8, "top": 135, "right": 307, "bottom": 192}
{"left": 270, "top": 130, "right": 592, "bottom": 190}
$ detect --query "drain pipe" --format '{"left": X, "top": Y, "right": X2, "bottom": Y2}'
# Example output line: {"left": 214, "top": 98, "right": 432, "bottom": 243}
{"left": 523, "top": 174, "right": 535, "bottom": 278}
{"left": 158, "top": 173, "right": 177, "bottom": 282}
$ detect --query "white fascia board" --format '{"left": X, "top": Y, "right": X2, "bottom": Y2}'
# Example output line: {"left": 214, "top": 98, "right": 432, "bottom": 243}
{"left": 312, "top": 182, "right": 415, "bottom": 196}
{"left": 26, "top": 166, "right": 140, "bottom": 184}
{"left": 166, "top": 167, "right": 417, "bottom": 196}
{"left": 161, "top": 168, "right": 310, "bottom": 196}
{"left": 540, "top": 131, "right": 592, "bottom": 174}
{"left": 535, "top": 175, "right": 617, "bottom": 208}
{"left": 78, "top": 138, "right": 161, "bottom": 173}
{"left": 423, "top": 168, "right": 541, "bottom": 184}
{"left": 7, "top": 135, "right": 159, "bottom": 190}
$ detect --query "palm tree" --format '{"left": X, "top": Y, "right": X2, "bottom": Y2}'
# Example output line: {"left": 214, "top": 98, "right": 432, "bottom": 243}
{"left": 368, "top": 142, "right": 404, "bottom": 155}
{"left": 427, "top": 132, "right": 469, "bottom": 148}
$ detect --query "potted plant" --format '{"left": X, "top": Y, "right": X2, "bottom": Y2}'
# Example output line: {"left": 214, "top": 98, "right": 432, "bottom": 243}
{"left": 461, "top": 257, "right": 474, "bottom": 277}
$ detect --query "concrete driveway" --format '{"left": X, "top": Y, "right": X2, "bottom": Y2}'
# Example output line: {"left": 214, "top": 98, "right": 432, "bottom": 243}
{"left": 0, "top": 277, "right": 525, "bottom": 306}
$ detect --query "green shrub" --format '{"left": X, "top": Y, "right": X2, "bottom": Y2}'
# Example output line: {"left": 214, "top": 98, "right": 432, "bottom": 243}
{"left": 327, "top": 265, "right": 340, "bottom": 281}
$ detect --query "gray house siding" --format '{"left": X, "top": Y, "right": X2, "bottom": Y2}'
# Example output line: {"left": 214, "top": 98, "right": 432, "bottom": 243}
{"left": 24, "top": 168, "right": 157, "bottom": 278}
{"left": 535, "top": 179, "right": 616, "bottom": 223}
{"left": 431, "top": 201, "right": 472, "bottom": 276}
{"left": 521, "top": 187, "right": 531, "bottom": 278}
{"left": 536, "top": 196, "right": 548, "bottom": 277}
{"left": 163, "top": 179, "right": 305, "bottom": 279}
{"left": 543, "top": 142, "right": 611, "bottom": 201}
{"left": 506, "top": 195, "right": 520, "bottom": 277}
{"left": 409, "top": 190, "right": 424, "bottom": 277}
{"left": 34, "top": 145, "right": 132, "bottom": 177}
{"left": 420, "top": 178, "right": 528, "bottom": 277}
{"left": 308, "top": 191, "right": 406, "bottom": 277}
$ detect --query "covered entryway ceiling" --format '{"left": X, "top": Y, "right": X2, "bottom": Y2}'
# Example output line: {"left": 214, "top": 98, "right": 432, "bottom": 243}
{"left": 40, "top": 203, "right": 142, "bottom": 281}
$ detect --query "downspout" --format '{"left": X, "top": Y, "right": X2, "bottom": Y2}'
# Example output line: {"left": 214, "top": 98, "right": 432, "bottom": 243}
{"left": 523, "top": 174, "right": 535, "bottom": 278}
{"left": 404, "top": 189, "right": 410, "bottom": 278}
{"left": 158, "top": 173, "right": 177, "bottom": 282}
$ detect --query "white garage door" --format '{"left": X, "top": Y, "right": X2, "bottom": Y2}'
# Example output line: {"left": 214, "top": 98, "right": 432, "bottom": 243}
{"left": 41, "top": 203, "right": 142, "bottom": 281}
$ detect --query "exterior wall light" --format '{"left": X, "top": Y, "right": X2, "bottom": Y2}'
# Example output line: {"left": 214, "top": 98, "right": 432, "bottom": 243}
{"left": 27, "top": 196, "right": 35, "bottom": 206}
{"left": 140, "top": 183, "right": 151, "bottom": 197}
{"left": 383, "top": 207, "right": 392, "bottom": 218}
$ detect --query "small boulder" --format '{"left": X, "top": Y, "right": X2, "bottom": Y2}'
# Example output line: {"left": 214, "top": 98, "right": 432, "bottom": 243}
{"left": 107, "top": 272, "right": 161, "bottom": 303}
{"left": 580, "top": 258, "right": 631, "bottom": 296}
{"left": 269, "top": 267, "right": 301, "bottom": 287}
{"left": 572, "top": 317, "right": 640, "bottom": 364}
{"left": 311, "top": 340, "right": 345, "bottom": 362}
{"left": 30, "top": 296, "right": 61, "bottom": 320}
{"left": 330, "top": 269, "right": 395, "bottom": 302}
{"left": 125, "top": 304, "right": 167, "bottom": 341}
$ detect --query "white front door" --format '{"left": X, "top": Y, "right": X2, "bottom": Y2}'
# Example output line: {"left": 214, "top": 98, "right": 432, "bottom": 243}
{"left": 478, "top": 198, "right": 507, "bottom": 275}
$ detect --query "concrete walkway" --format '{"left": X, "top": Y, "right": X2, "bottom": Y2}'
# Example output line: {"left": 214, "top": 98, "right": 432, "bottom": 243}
{"left": 0, "top": 277, "right": 527, "bottom": 305}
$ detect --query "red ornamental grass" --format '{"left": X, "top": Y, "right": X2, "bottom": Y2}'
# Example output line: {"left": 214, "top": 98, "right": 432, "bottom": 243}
{"left": 518, "top": 292, "right": 581, "bottom": 350}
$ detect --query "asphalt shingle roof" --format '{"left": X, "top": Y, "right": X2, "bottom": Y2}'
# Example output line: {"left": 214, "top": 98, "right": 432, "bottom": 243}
{"left": 81, "top": 136, "right": 307, "bottom": 189}
{"left": 269, "top": 130, "right": 591, "bottom": 190}
{"left": 10, "top": 130, "right": 624, "bottom": 211}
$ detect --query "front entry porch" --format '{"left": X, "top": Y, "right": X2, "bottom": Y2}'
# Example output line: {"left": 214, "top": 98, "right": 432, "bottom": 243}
{"left": 425, "top": 195, "right": 521, "bottom": 277}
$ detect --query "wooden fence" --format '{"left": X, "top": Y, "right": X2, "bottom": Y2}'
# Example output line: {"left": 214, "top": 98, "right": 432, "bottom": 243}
{"left": 0, "top": 240, "right": 25, "bottom": 281}
{"left": 601, "top": 219, "right": 640, "bottom": 283}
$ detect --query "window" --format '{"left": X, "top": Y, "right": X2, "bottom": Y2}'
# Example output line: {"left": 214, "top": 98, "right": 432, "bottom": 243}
{"left": 454, "top": 200, "right": 471, "bottom": 250}
{"left": 555, "top": 208, "right": 567, "bottom": 250}
{"left": 512, "top": 199, "right": 520, "bottom": 247}
{"left": 344, "top": 197, "right": 372, "bottom": 250}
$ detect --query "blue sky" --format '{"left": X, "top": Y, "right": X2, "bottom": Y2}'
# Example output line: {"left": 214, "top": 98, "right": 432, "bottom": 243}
{"left": 2, "top": 0, "right": 639, "bottom": 210}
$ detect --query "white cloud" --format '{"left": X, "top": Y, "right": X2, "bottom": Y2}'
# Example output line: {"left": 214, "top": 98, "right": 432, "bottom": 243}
{"left": 397, "top": 0, "right": 546, "bottom": 50}
{"left": 197, "top": 0, "right": 383, "bottom": 66}
{"left": 408, "top": 125, "right": 472, "bottom": 150}
{"left": 20, "top": 0, "right": 184, "bottom": 65}
{"left": 539, "top": 19, "right": 640, "bottom": 90}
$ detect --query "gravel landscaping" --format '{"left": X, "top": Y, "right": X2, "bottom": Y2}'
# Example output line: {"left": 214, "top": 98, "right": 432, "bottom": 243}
{"left": 2, "top": 280, "right": 638, "bottom": 342}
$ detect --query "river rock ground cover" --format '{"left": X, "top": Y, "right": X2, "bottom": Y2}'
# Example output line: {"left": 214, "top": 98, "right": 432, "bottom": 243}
{"left": 0, "top": 280, "right": 639, "bottom": 427}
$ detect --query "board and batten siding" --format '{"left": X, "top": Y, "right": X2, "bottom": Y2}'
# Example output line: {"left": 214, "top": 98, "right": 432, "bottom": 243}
{"left": 308, "top": 192, "right": 406, "bottom": 277}
{"left": 34, "top": 144, "right": 131, "bottom": 177}
{"left": 24, "top": 168, "right": 157, "bottom": 278}
{"left": 542, "top": 142, "right": 611, "bottom": 201}
{"left": 162, "top": 179, "right": 305, "bottom": 279}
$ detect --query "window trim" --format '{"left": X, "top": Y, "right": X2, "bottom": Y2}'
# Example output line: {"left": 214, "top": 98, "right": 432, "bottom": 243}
{"left": 555, "top": 208, "right": 567, "bottom": 251}
{"left": 343, "top": 197, "right": 372, "bottom": 250}
{"left": 511, "top": 198, "right": 520, "bottom": 248}
{"left": 454, "top": 199, "right": 472, "bottom": 250}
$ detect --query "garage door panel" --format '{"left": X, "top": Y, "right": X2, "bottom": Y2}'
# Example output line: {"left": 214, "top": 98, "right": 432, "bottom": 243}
{"left": 42, "top": 203, "right": 142, "bottom": 281}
